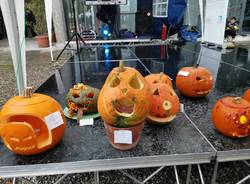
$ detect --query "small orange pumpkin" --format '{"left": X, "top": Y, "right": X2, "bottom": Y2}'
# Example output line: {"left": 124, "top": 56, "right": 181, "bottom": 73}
{"left": 212, "top": 97, "right": 250, "bottom": 138}
{"left": 0, "top": 88, "right": 66, "bottom": 155}
{"left": 98, "top": 62, "right": 151, "bottom": 127}
{"left": 145, "top": 73, "right": 173, "bottom": 87}
{"left": 176, "top": 67, "right": 213, "bottom": 97}
{"left": 243, "top": 89, "right": 250, "bottom": 102}
{"left": 147, "top": 83, "right": 180, "bottom": 124}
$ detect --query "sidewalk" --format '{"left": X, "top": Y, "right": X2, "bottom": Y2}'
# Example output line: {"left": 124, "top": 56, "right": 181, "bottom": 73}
{"left": 0, "top": 38, "right": 71, "bottom": 106}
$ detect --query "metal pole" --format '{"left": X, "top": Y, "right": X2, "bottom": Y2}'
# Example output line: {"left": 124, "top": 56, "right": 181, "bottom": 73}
{"left": 119, "top": 170, "right": 142, "bottom": 184}
{"left": 94, "top": 171, "right": 100, "bottom": 184}
{"left": 186, "top": 165, "right": 192, "bottom": 184}
{"left": 12, "top": 178, "right": 16, "bottom": 184}
{"left": 211, "top": 161, "right": 219, "bottom": 184}
{"left": 197, "top": 164, "right": 205, "bottom": 184}
{"left": 143, "top": 166, "right": 165, "bottom": 183}
{"left": 54, "top": 174, "right": 68, "bottom": 184}
{"left": 174, "top": 166, "right": 180, "bottom": 184}
{"left": 236, "top": 175, "right": 250, "bottom": 184}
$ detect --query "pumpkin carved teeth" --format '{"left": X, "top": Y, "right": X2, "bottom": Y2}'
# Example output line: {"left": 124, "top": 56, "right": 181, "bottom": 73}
{"left": 195, "top": 90, "right": 210, "bottom": 95}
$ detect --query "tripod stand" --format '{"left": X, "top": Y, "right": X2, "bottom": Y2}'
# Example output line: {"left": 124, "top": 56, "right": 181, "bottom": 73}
{"left": 56, "top": 0, "right": 86, "bottom": 61}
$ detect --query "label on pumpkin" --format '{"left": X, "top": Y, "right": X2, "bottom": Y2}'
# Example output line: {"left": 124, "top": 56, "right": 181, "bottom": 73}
{"left": 114, "top": 130, "right": 132, "bottom": 144}
{"left": 178, "top": 71, "right": 189, "bottom": 77}
{"left": 80, "top": 118, "right": 94, "bottom": 126}
{"left": 44, "top": 111, "right": 64, "bottom": 130}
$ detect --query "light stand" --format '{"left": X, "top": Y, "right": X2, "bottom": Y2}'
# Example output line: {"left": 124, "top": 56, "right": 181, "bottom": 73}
{"left": 56, "top": 0, "right": 86, "bottom": 61}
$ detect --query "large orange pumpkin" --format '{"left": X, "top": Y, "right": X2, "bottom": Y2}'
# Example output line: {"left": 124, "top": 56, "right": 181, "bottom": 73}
{"left": 0, "top": 88, "right": 66, "bottom": 155}
{"left": 145, "top": 73, "right": 173, "bottom": 87}
{"left": 243, "top": 89, "right": 250, "bottom": 102}
{"left": 212, "top": 97, "right": 250, "bottom": 138}
{"left": 98, "top": 62, "right": 151, "bottom": 127}
{"left": 176, "top": 67, "right": 213, "bottom": 97}
{"left": 147, "top": 83, "right": 180, "bottom": 124}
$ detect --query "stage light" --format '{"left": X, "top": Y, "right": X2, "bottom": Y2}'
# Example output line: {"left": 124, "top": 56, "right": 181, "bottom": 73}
{"left": 103, "top": 30, "right": 109, "bottom": 35}
{"left": 105, "top": 48, "right": 110, "bottom": 55}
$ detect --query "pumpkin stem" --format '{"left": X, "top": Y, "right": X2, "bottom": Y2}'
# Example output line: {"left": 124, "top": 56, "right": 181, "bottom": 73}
{"left": 158, "top": 72, "right": 163, "bottom": 82}
{"left": 119, "top": 61, "right": 126, "bottom": 72}
{"left": 233, "top": 97, "right": 242, "bottom": 104}
{"left": 23, "top": 87, "right": 34, "bottom": 98}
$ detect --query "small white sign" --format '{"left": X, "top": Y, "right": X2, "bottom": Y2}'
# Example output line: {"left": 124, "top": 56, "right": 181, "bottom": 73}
{"left": 178, "top": 71, "right": 189, "bottom": 77}
{"left": 114, "top": 130, "right": 132, "bottom": 144}
{"left": 44, "top": 111, "right": 64, "bottom": 130}
{"left": 80, "top": 118, "right": 94, "bottom": 126}
{"left": 180, "top": 103, "right": 185, "bottom": 113}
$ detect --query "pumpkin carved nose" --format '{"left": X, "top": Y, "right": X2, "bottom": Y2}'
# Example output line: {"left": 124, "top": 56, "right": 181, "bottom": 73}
{"left": 121, "top": 88, "right": 128, "bottom": 95}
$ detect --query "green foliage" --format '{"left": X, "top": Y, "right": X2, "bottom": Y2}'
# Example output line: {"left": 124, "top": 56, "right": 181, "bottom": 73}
{"left": 115, "top": 115, "right": 139, "bottom": 128}
{"left": 26, "top": 0, "right": 47, "bottom": 35}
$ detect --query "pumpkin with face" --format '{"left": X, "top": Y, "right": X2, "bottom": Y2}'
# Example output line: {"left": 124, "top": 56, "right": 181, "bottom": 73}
{"left": 145, "top": 73, "right": 172, "bottom": 87}
{"left": 0, "top": 88, "right": 66, "bottom": 155}
{"left": 66, "top": 83, "right": 99, "bottom": 122}
{"left": 176, "top": 67, "right": 213, "bottom": 97}
{"left": 98, "top": 62, "right": 151, "bottom": 127}
{"left": 212, "top": 97, "right": 250, "bottom": 138}
{"left": 243, "top": 89, "right": 250, "bottom": 102}
{"left": 147, "top": 83, "right": 180, "bottom": 124}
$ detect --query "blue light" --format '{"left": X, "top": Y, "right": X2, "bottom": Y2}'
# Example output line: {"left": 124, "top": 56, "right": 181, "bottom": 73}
{"left": 103, "top": 30, "right": 109, "bottom": 35}
{"left": 105, "top": 48, "right": 110, "bottom": 55}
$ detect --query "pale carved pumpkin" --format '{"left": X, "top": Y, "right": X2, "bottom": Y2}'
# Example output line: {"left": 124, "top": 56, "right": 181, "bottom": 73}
{"left": 98, "top": 62, "right": 151, "bottom": 128}
{"left": 212, "top": 97, "right": 250, "bottom": 138}
{"left": 147, "top": 83, "right": 180, "bottom": 124}
{"left": 0, "top": 87, "right": 66, "bottom": 155}
{"left": 145, "top": 73, "right": 173, "bottom": 87}
{"left": 243, "top": 89, "right": 250, "bottom": 102}
{"left": 176, "top": 67, "right": 213, "bottom": 97}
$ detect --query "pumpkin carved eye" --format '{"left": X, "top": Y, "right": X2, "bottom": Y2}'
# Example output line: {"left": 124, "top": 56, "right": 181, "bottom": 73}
{"left": 196, "top": 76, "right": 202, "bottom": 81}
{"left": 129, "top": 76, "right": 144, "bottom": 89}
{"left": 110, "top": 77, "right": 120, "bottom": 88}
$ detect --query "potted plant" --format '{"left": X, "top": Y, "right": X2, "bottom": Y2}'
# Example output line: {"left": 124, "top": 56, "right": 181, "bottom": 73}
{"left": 26, "top": 0, "right": 49, "bottom": 47}
{"left": 97, "top": 62, "right": 152, "bottom": 150}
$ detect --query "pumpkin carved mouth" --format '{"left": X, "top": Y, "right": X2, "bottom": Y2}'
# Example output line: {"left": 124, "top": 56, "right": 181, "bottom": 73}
{"left": 115, "top": 99, "right": 135, "bottom": 117}
{"left": 195, "top": 90, "right": 210, "bottom": 95}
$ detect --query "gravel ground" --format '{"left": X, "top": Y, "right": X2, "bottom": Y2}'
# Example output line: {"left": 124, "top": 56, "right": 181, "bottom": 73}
{"left": 0, "top": 48, "right": 250, "bottom": 184}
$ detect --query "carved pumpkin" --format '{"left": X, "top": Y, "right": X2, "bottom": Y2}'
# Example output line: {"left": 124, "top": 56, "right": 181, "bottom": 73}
{"left": 66, "top": 83, "right": 99, "bottom": 122}
{"left": 98, "top": 62, "right": 151, "bottom": 127}
{"left": 145, "top": 73, "right": 173, "bottom": 87}
{"left": 147, "top": 83, "right": 180, "bottom": 124}
{"left": 0, "top": 88, "right": 66, "bottom": 155}
{"left": 176, "top": 67, "right": 213, "bottom": 97}
{"left": 243, "top": 89, "right": 250, "bottom": 102}
{"left": 212, "top": 97, "right": 250, "bottom": 138}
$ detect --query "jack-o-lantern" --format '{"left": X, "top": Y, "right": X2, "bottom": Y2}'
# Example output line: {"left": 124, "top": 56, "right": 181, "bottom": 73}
{"left": 0, "top": 87, "right": 66, "bottom": 155}
{"left": 66, "top": 83, "right": 99, "bottom": 122}
{"left": 147, "top": 83, "right": 180, "bottom": 124}
{"left": 212, "top": 97, "right": 250, "bottom": 138}
{"left": 98, "top": 62, "right": 151, "bottom": 127}
{"left": 243, "top": 89, "right": 250, "bottom": 102}
{"left": 176, "top": 67, "right": 213, "bottom": 97}
{"left": 145, "top": 73, "right": 172, "bottom": 87}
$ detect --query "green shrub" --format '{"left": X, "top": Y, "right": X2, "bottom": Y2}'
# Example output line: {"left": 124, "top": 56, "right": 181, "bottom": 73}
{"left": 26, "top": 0, "right": 47, "bottom": 35}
